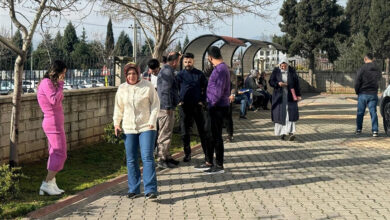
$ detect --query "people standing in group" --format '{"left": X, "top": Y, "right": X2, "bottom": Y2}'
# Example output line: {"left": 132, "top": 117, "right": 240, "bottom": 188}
{"left": 156, "top": 52, "right": 181, "bottom": 169}
{"left": 142, "top": 58, "right": 160, "bottom": 89}
{"left": 176, "top": 53, "right": 209, "bottom": 162}
{"left": 269, "top": 60, "right": 301, "bottom": 141}
{"left": 258, "top": 71, "right": 271, "bottom": 110}
{"left": 354, "top": 53, "right": 382, "bottom": 137}
{"left": 113, "top": 62, "right": 160, "bottom": 199}
{"left": 197, "top": 46, "right": 230, "bottom": 174}
{"left": 37, "top": 60, "right": 68, "bottom": 196}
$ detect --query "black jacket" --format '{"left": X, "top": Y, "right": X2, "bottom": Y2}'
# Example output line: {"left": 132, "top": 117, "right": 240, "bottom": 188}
{"left": 269, "top": 66, "right": 301, "bottom": 124}
{"left": 354, "top": 62, "right": 381, "bottom": 95}
{"left": 176, "top": 68, "right": 208, "bottom": 105}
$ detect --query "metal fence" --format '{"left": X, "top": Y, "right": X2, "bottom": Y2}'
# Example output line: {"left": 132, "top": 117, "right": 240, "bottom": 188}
{"left": 291, "top": 58, "right": 386, "bottom": 73}
{"left": 0, "top": 56, "right": 115, "bottom": 95}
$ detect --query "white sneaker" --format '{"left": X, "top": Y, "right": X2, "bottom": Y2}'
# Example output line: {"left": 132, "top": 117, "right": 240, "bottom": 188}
{"left": 51, "top": 177, "right": 65, "bottom": 193}
{"left": 39, "top": 181, "right": 62, "bottom": 196}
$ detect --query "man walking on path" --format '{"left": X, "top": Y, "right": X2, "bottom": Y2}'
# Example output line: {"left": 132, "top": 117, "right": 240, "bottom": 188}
{"left": 176, "top": 53, "right": 209, "bottom": 162}
{"left": 200, "top": 46, "right": 230, "bottom": 174}
{"left": 157, "top": 52, "right": 181, "bottom": 168}
{"left": 354, "top": 53, "right": 382, "bottom": 137}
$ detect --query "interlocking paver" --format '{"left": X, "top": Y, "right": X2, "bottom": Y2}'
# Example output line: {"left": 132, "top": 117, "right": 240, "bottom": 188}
{"left": 55, "top": 94, "right": 390, "bottom": 220}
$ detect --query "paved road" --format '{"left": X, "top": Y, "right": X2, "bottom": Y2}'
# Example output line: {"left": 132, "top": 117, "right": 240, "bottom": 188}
{"left": 57, "top": 94, "right": 390, "bottom": 220}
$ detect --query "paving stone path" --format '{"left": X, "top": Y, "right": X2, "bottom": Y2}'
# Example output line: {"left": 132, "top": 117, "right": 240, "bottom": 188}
{"left": 57, "top": 94, "right": 390, "bottom": 220}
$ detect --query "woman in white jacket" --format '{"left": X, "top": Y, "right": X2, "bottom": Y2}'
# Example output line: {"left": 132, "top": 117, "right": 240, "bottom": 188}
{"left": 113, "top": 62, "right": 160, "bottom": 199}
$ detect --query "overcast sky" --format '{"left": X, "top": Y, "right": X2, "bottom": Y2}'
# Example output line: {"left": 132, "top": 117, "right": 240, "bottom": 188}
{"left": 0, "top": 0, "right": 347, "bottom": 47}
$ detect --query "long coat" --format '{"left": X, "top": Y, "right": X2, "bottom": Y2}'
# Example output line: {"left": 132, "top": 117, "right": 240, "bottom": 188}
{"left": 269, "top": 66, "right": 301, "bottom": 124}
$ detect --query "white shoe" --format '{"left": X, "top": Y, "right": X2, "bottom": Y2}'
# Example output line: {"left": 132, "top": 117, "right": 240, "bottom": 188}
{"left": 39, "top": 181, "right": 62, "bottom": 195}
{"left": 51, "top": 177, "right": 65, "bottom": 193}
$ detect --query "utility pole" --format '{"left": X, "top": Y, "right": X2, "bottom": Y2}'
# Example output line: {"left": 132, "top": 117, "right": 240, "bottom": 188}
{"left": 133, "top": 19, "right": 137, "bottom": 63}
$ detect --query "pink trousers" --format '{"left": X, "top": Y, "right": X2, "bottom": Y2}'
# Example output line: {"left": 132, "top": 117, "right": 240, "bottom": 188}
{"left": 45, "top": 132, "right": 67, "bottom": 172}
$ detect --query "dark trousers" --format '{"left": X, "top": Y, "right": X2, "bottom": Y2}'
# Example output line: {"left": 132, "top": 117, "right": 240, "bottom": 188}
{"left": 207, "top": 106, "right": 229, "bottom": 166}
{"left": 179, "top": 104, "right": 209, "bottom": 160}
{"left": 225, "top": 103, "right": 233, "bottom": 137}
{"left": 259, "top": 90, "right": 271, "bottom": 108}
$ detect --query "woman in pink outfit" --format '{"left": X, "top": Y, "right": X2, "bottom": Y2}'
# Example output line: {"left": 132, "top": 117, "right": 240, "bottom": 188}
{"left": 37, "top": 60, "right": 67, "bottom": 196}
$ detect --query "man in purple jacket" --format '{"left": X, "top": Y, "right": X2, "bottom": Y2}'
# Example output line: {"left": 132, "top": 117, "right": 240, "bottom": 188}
{"left": 196, "top": 46, "right": 230, "bottom": 174}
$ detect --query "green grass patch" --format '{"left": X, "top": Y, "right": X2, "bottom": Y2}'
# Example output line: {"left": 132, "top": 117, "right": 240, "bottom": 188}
{"left": 0, "top": 133, "right": 199, "bottom": 219}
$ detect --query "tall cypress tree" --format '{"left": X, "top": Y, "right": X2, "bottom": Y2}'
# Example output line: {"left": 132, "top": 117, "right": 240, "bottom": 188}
{"left": 62, "top": 22, "right": 79, "bottom": 58}
{"left": 105, "top": 18, "right": 115, "bottom": 57}
{"left": 183, "top": 35, "right": 190, "bottom": 49}
{"left": 114, "top": 31, "right": 133, "bottom": 57}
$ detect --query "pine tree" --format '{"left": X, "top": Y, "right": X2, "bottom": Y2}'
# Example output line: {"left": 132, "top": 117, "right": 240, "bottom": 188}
{"left": 368, "top": 0, "right": 390, "bottom": 59}
{"left": 279, "top": 0, "right": 348, "bottom": 74}
{"left": 114, "top": 31, "right": 133, "bottom": 57}
{"left": 12, "top": 31, "right": 23, "bottom": 50}
{"left": 81, "top": 27, "right": 87, "bottom": 43}
{"left": 62, "top": 22, "right": 79, "bottom": 57}
{"left": 345, "top": 0, "right": 371, "bottom": 36}
{"left": 141, "top": 38, "right": 154, "bottom": 56}
{"left": 52, "top": 31, "right": 63, "bottom": 59}
{"left": 183, "top": 35, "right": 190, "bottom": 49}
{"left": 105, "top": 18, "right": 115, "bottom": 57}
{"left": 175, "top": 40, "right": 182, "bottom": 53}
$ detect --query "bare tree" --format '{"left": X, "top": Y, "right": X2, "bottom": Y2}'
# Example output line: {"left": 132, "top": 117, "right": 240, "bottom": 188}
{"left": 104, "top": 0, "right": 277, "bottom": 60}
{"left": 0, "top": 0, "right": 83, "bottom": 166}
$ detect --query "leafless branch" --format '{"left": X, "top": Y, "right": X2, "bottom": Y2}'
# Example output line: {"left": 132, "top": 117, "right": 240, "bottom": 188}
{"left": 0, "top": 35, "right": 24, "bottom": 56}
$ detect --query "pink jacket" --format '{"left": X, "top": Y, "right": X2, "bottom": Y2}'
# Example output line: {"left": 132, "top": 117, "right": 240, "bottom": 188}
{"left": 37, "top": 78, "right": 65, "bottom": 133}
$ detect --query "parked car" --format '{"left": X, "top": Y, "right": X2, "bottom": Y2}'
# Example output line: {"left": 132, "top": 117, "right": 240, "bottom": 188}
{"left": 91, "top": 79, "right": 104, "bottom": 87}
{"left": 22, "top": 80, "right": 35, "bottom": 93}
{"left": 380, "top": 85, "right": 390, "bottom": 136}
{"left": 0, "top": 81, "right": 14, "bottom": 95}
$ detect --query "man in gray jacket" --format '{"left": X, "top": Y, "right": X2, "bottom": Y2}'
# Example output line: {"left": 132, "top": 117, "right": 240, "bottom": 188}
{"left": 157, "top": 52, "right": 180, "bottom": 168}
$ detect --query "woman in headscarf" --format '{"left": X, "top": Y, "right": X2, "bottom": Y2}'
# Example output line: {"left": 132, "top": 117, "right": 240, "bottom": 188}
{"left": 113, "top": 62, "right": 160, "bottom": 199}
{"left": 244, "top": 69, "right": 263, "bottom": 110}
{"left": 269, "top": 60, "right": 302, "bottom": 141}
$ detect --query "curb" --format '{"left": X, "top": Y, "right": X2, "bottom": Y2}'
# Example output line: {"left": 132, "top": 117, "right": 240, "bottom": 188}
{"left": 26, "top": 144, "right": 202, "bottom": 219}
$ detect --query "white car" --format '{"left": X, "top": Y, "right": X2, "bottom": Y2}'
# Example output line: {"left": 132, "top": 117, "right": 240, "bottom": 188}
{"left": 380, "top": 85, "right": 390, "bottom": 136}
{"left": 0, "top": 81, "right": 14, "bottom": 95}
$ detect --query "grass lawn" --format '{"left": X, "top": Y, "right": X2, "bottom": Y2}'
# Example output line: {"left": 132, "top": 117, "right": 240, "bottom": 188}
{"left": 0, "top": 133, "right": 199, "bottom": 219}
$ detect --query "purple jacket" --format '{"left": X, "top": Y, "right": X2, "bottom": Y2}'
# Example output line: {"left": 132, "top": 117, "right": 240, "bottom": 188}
{"left": 207, "top": 62, "right": 230, "bottom": 107}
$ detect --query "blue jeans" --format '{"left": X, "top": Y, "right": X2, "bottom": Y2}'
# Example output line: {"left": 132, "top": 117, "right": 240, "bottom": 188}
{"left": 356, "top": 94, "right": 378, "bottom": 132}
{"left": 124, "top": 130, "right": 157, "bottom": 194}
{"left": 234, "top": 94, "right": 249, "bottom": 116}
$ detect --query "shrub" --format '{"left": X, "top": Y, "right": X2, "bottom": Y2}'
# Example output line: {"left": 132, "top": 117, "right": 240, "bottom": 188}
{"left": 103, "top": 123, "right": 124, "bottom": 144}
{"left": 0, "top": 164, "right": 23, "bottom": 203}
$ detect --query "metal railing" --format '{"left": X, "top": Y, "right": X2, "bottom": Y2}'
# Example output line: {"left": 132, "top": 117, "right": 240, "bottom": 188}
{"left": 0, "top": 56, "right": 115, "bottom": 95}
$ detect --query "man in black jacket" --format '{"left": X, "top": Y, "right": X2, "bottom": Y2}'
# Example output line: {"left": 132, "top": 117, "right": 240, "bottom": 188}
{"left": 176, "top": 53, "right": 209, "bottom": 162}
{"left": 354, "top": 53, "right": 382, "bottom": 137}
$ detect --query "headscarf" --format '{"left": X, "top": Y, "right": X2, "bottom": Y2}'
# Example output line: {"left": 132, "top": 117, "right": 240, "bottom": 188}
{"left": 124, "top": 62, "right": 141, "bottom": 84}
{"left": 249, "top": 69, "right": 258, "bottom": 78}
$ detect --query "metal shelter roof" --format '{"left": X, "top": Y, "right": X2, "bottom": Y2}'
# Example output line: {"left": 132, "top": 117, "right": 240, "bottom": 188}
{"left": 182, "top": 34, "right": 245, "bottom": 71}
{"left": 181, "top": 34, "right": 286, "bottom": 72}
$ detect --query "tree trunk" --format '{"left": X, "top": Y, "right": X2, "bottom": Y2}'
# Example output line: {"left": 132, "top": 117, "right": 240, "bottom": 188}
{"left": 9, "top": 55, "right": 25, "bottom": 167}
{"left": 152, "top": 24, "right": 172, "bottom": 60}
{"left": 308, "top": 53, "right": 315, "bottom": 90}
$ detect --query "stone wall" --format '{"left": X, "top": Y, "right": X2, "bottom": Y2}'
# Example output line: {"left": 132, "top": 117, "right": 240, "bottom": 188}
{"left": 0, "top": 87, "right": 117, "bottom": 164}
